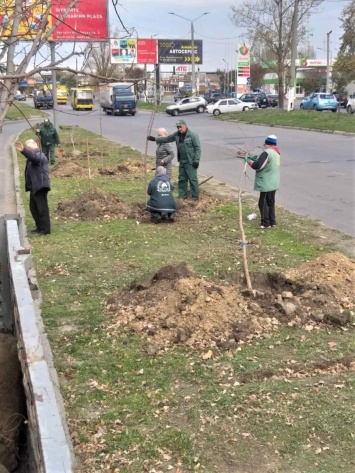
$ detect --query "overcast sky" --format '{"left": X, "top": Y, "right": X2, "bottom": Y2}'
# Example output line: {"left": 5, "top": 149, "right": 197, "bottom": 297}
{"left": 111, "top": 0, "right": 345, "bottom": 72}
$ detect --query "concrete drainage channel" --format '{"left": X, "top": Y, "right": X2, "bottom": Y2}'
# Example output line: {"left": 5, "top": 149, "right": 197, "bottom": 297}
{"left": 0, "top": 142, "right": 75, "bottom": 472}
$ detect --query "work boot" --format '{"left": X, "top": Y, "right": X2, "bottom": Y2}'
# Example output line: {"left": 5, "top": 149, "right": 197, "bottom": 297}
{"left": 151, "top": 214, "right": 162, "bottom": 224}
{"left": 168, "top": 213, "right": 176, "bottom": 222}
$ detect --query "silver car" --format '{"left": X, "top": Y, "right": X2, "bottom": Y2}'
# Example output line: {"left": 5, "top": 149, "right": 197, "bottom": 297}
{"left": 166, "top": 96, "right": 207, "bottom": 116}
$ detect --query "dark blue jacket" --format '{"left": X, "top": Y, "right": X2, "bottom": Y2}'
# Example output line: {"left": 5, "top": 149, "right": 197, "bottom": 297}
{"left": 147, "top": 173, "right": 177, "bottom": 213}
{"left": 22, "top": 148, "right": 51, "bottom": 194}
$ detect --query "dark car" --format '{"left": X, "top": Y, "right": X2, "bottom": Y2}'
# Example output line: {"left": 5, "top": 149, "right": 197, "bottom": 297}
{"left": 267, "top": 94, "right": 279, "bottom": 107}
{"left": 239, "top": 92, "right": 269, "bottom": 108}
{"left": 208, "top": 92, "right": 225, "bottom": 104}
{"left": 332, "top": 91, "right": 347, "bottom": 107}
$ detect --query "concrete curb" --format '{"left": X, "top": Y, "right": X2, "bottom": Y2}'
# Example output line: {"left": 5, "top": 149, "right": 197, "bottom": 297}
{"left": 7, "top": 144, "right": 75, "bottom": 472}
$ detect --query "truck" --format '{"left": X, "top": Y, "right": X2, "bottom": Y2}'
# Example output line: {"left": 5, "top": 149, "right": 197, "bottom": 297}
{"left": 70, "top": 87, "right": 94, "bottom": 111}
{"left": 33, "top": 89, "right": 54, "bottom": 109}
{"left": 99, "top": 82, "right": 136, "bottom": 116}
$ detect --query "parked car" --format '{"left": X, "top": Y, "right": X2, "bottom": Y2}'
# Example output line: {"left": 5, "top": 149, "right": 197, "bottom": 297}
{"left": 206, "top": 98, "right": 258, "bottom": 115}
{"left": 346, "top": 94, "right": 355, "bottom": 114}
{"left": 300, "top": 93, "right": 338, "bottom": 112}
{"left": 239, "top": 92, "right": 269, "bottom": 108}
{"left": 332, "top": 91, "right": 347, "bottom": 107}
{"left": 14, "top": 93, "right": 26, "bottom": 101}
{"left": 166, "top": 96, "right": 207, "bottom": 116}
{"left": 267, "top": 94, "right": 279, "bottom": 107}
{"left": 207, "top": 92, "right": 225, "bottom": 104}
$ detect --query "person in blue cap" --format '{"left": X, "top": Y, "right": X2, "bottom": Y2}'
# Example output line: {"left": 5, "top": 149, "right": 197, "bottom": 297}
{"left": 147, "top": 119, "right": 201, "bottom": 201}
{"left": 245, "top": 134, "right": 281, "bottom": 229}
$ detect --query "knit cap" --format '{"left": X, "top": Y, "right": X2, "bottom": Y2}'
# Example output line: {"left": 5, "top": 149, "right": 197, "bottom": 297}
{"left": 265, "top": 134, "right": 277, "bottom": 145}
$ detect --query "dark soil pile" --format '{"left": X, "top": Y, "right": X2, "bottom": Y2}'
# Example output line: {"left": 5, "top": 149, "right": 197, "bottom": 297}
{"left": 56, "top": 189, "right": 131, "bottom": 220}
{"left": 98, "top": 158, "right": 147, "bottom": 175}
{"left": 106, "top": 254, "right": 355, "bottom": 352}
{"left": 51, "top": 162, "right": 96, "bottom": 178}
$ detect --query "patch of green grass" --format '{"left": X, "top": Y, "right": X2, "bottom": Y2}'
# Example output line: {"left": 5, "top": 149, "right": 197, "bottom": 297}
{"left": 17, "top": 126, "right": 355, "bottom": 473}
{"left": 6, "top": 102, "right": 47, "bottom": 120}
{"left": 136, "top": 101, "right": 168, "bottom": 113}
{"left": 216, "top": 108, "right": 355, "bottom": 133}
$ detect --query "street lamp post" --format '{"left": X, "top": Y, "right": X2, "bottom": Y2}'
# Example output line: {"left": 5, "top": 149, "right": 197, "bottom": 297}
{"left": 326, "top": 30, "right": 332, "bottom": 93}
{"left": 223, "top": 59, "right": 229, "bottom": 94}
{"left": 169, "top": 12, "right": 209, "bottom": 95}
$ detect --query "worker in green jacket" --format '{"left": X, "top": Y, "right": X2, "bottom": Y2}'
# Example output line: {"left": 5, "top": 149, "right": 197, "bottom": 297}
{"left": 148, "top": 119, "right": 201, "bottom": 201}
{"left": 245, "top": 134, "right": 281, "bottom": 229}
{"left": 36, "top": 118, "right": 60, "bottom": 165}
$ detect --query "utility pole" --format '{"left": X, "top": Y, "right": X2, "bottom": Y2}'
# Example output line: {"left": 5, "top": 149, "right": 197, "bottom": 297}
{"left": 287, "top": 0, "right": 298, "bottom": 111}
{"left": 169, "top": 12, "right": 209, "bottom": 96}
{"left": 49, "top": 41, "right": 58, "bottom": 131}
{"left": 326, "top": 30, "right": 332, "bottom": 93}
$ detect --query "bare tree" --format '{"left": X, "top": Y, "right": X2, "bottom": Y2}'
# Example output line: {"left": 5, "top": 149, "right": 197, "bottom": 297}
{"left": 230, "top": 0, "right": 323, "bottom": 107}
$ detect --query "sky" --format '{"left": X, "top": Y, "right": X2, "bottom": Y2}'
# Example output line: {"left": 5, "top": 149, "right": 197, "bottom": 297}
{"left": 108, "top": 0, "right": 346, "bottom": 72}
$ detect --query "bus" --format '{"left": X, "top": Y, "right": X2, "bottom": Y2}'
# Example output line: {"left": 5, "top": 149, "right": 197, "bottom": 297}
{"left": 70, "top": 87, "right": 94, "bottom": 111}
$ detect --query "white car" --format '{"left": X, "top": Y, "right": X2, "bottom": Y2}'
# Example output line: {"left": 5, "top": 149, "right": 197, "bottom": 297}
{"left": 166, "top": 96, "right": 207, "bottom": 116}
{"left": 206, "top": 98, "right": 258, "bottom": 115}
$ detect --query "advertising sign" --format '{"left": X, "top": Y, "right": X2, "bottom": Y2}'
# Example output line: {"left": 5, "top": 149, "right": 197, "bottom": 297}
{"left": 158, "top": 40, "right": 203, "bottom": 64}
{"left": 110, "top": 39, "right": 137, "bottom": 64}
{"left": 0, "top": 0, "right": 48, "bottom": 40}
{"left": 237, "top": 43, "right": 250, "bottom": 80}
{"left": 137, "top": 38, "right": 157, "bottom": 64}
{"left": 51, "top": 0, "right": 108, "bottom": 41}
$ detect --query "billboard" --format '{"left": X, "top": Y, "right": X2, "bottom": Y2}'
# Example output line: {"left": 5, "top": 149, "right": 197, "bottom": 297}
{"left": 137, "top": 39, "right": 157, "bottom": 64}
{"left": 158, "top": 40, "right": 203, "bottom": 64}
{"left": 110, "top": 38, "right": 137, "bottom": 64}
{"left": 0, "top": 0, "right": 48, "bottom": 40}
{"left": 51, "top": 0, "right": 108, "bottom": 41}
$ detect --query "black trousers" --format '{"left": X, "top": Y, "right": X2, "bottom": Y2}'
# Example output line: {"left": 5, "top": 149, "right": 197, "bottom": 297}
{"left": 258, "top": 191, "right": 276, "bottom": 227}
{"left": 29, "top": 189, "right": 51, "bottom": 233}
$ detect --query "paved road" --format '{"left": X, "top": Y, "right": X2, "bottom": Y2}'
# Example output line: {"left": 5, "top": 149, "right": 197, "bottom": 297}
{"left": 4, "top": 102, "right": 355, "bottom": 235}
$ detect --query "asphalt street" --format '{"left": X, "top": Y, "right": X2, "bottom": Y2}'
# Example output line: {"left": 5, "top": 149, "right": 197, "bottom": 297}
{"left": 4, "top": 100, "right": 355, "bottom": 235}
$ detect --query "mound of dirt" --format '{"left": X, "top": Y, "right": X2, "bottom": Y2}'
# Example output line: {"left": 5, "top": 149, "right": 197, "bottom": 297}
{"left": 106, "top": 255, "right": 354, "bottom": 352}
{"left": 51, "top": 162, "right": 96, "bottom": 178}
{"left": 56, "top": 189, "right": 131, "bottom": 220}
{"left": 98, "top": 158, "right": 147, "bottom": 175}
{"left": 285, "top": 252, "right": 355, "bottom": 302}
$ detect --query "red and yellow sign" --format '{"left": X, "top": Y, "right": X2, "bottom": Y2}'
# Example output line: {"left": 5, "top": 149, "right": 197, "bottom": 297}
{"left": 0, "top": 0, "right": 48, "bottom": 40}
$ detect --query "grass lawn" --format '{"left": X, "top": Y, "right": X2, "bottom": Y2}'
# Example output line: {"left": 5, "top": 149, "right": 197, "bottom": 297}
{"left": 17, "top": 125, "right": 355, "bottom": 473}
{"left": 216, "top": 108, "right": 355, "bottom": 133}
{"left": 6, "top": 101, "right": 47, "bottom": 120}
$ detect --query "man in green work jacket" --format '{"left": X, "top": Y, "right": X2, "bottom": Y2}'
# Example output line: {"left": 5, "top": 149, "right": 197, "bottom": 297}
{"left": 36, "top": 118, "right": 60, "bottom": 165}
{"left": 148, "top": 119, "right": 201, "bottom": 201}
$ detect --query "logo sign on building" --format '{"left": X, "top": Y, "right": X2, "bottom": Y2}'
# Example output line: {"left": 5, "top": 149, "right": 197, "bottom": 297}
{"left": 137, "top": 39, "right": 157, "bottom": 64}
{"left": 175, "top": 66, "right": 192, "bottom": 73}
{"left": 158, "top": 40, "right": 203, "bottom": 64}
{"left": 51, "top": 0, "right": 108, "bottom": 41}
{"left": 110, "top": 39, "right": 138, "bottom": 64}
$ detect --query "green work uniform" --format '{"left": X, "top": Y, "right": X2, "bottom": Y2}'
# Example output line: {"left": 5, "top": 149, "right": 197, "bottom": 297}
{"left": 156, "top": 128, "right": 201, "bottom": 200}
{"left": 38, "top": 122, "right": 60, "bottom": 164}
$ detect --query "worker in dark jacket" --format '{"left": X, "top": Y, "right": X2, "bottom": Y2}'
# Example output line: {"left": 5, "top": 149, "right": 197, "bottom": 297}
{"left": 148, "top": 119, "right": 201, "bottom": 201}
{"left": 147, "top": 166, "right": 177, "bottom": 223}
{"left": 36, "top": 118, "right": 60, "bottom": 164}
{"left": 15, "top": 139, "right": 51, "bottom": 235}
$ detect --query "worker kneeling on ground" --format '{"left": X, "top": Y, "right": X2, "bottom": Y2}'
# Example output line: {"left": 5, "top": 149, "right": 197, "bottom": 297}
{"left": 147, "top": 166, "right": 177, "bottom": 224}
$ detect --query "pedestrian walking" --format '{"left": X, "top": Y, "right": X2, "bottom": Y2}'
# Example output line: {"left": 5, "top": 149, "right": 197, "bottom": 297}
{"left": 245, "top": 134, "right": 281, "bottom": 229}
{"left": 155, "top": 128, "right": 175, "bottom": 179}
{"left": 15, "top": 139, "right": 51, "bottom": 235}
{"left": 147, "top": 166, "right": 177, "bottom": 224}
{"left": 148, "top": 119, "right": 201, "bottom": 201}
{"left": 36, "top": 118, "right": 60, "bottom": 164}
